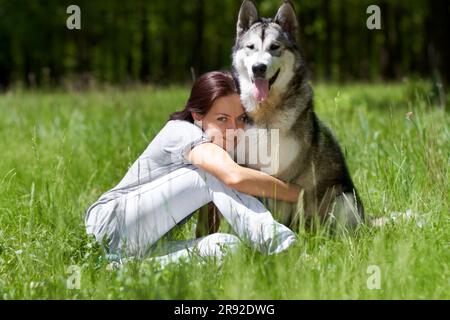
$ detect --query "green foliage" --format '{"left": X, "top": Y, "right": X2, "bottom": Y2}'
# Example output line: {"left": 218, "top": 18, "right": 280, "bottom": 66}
{"left": 0, "top": 82, "right": 448, "bottom": 299}
{"left": 0, "top": 0, "right": 447, "bottom": 88}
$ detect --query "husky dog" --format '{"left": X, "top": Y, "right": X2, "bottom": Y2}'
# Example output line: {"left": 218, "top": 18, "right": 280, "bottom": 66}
{"left": 231, "top": 0, "right": 364, "bottom": 231}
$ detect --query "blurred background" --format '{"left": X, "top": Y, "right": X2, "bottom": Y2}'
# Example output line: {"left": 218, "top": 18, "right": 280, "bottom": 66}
{"left": 0, "top": 1, "right": 448, "bottom": 299}
{"left": 0, "top": 0, "right": 448, "bottom": 90}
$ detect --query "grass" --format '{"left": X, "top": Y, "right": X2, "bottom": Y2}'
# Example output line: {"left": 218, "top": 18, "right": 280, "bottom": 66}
{"left": 0, "top": 80, "right": 448, "bottom": 299}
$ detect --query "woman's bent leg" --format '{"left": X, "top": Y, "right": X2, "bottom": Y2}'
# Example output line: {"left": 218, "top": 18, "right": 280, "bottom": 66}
{"left": 112, "top": 166, "right": 213, "bottom": 257}
{"left": 88, "top": 165, "right": 296, "bottom": 257}
{"left": 202, "top": 170, "right": 297, "bottom": 255}
{"left": 148, "top": 233, "right": 240, "bottom": 267}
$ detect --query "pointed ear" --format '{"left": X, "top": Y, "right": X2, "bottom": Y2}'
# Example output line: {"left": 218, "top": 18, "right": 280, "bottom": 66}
{"left": 274, "top": 1, "right": 298, "bottom": 39}
{"left": 236, "top": 0, "right": 259, "bottom": 38}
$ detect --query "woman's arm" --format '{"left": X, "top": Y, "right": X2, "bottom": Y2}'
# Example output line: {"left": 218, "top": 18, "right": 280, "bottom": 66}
{"left": 186, "top": 142, "right": 301, "bottom": 203}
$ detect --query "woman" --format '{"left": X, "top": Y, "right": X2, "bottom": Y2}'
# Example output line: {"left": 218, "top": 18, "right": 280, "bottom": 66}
{"left": 84, "top": 71, "right": 302, "bottom": 265}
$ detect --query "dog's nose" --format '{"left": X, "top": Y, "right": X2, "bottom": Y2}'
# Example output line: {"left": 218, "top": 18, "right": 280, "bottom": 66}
{"left": 252, "top": 64, "right": 267, "bottom": 78}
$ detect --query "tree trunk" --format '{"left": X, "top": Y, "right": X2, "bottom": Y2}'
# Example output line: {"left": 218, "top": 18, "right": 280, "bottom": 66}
{"left": 427, "top": 0, "right": 449, "bottom": 108}
{"left": 322, "top": 0, "right": 332, "bottom": 81}
{"left": 139, "top": 1, "right": 150, "bottom": 83}
{"left": 191, "top": 0, "right": 205, "bottom": 75}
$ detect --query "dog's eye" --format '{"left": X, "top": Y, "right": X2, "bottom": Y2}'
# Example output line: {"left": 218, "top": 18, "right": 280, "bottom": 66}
{"left": 270, "top": 44, "right": 280, "bottom": 51}
{"left": 246, "top": 44, "right": 255, "bottom": 50}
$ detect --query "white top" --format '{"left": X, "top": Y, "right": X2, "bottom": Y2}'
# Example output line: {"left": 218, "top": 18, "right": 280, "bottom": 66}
{"left": 85, "top": 119, "right": 212, "bottom": 213}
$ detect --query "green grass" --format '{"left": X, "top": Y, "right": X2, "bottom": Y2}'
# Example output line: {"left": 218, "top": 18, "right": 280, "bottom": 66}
{"left": 0, "top": 81, "right": 448, "bottom": 299}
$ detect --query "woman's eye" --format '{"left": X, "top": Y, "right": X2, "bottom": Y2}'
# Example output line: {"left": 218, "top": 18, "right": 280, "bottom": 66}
{"left": 246, "top": 44, "right": 255, "bottom": 50}
{"left": 270, "top": 44, "right": 280, "bottom": 51}
{"left": 218, "top": 117, "right": 227, "bottom": 122}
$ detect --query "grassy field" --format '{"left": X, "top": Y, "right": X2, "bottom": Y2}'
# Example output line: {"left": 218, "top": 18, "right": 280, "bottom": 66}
{"left": 0, "top": 81, "right": 448, "bottom": 299}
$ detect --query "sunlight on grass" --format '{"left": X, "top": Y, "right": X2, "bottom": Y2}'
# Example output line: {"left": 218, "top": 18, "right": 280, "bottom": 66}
{"left": 0, "top": 81, "right": 448, "bottom": 299}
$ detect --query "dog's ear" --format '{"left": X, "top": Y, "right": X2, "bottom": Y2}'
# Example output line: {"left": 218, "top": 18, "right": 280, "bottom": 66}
{"left": 274, "top": 1, "right": 298, "bottom": 40}
{"left": 237, "top": 0, "right": 259, "bottom": 38}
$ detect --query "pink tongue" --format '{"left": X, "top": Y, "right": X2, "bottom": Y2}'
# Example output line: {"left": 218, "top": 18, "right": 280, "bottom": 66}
{"left": 253, "top": 78, "right": 269, "bottom": 102}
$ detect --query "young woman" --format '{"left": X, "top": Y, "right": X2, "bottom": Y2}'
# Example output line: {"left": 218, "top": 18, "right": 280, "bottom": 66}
{"left": 84, "top": 71, "right": 302, "bottom": 265}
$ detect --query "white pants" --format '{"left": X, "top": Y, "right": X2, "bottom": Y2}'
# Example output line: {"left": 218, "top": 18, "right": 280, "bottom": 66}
{"left": 86, "top": 165, "right": 296, "bottom": 262}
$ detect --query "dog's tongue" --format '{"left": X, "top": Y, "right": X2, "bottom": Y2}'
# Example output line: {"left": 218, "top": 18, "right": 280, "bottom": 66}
{"left": 253, "top": 78, "right": 269, "bottom": 102}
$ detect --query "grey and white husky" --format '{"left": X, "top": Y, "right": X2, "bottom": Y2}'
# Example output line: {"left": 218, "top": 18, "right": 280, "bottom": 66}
{"left": 232, "top": 0, "right": 364, "bottom": 231}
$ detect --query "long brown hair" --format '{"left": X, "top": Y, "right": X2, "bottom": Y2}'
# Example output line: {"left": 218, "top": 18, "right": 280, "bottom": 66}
{"left": 168, "top": 71, "right": 238, "bottom": 123}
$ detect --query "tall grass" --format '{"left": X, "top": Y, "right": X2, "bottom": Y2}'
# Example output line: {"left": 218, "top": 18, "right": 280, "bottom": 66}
{"left": 0, "top": 81, "right": 448, "bottom": 299}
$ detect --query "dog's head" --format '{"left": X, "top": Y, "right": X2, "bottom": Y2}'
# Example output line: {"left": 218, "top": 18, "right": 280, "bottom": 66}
{"left": 232, "top": 0, "right": 302, "bottom": 109}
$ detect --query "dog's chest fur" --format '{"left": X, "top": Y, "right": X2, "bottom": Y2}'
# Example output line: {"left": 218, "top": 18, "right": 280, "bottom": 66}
{"left": 268, "top": 132, "right": 300, "bottom": 177}
{"left": 239, "top": 92, "right": 301, "bottom": 178}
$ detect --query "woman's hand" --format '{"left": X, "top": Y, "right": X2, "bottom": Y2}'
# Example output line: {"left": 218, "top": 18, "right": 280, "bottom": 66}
{"left": 187, "top": 142, "right": 302, "bottom": 203}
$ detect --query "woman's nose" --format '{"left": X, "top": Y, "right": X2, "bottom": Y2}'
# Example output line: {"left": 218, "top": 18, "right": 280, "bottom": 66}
{"left": 223, "top": 120, "right": 239, "bottom": 139}
{"left": 227, "top": 120, "right": 238, "bottom": 130}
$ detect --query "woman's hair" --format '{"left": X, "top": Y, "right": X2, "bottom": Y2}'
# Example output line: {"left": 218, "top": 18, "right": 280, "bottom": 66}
{"left": 168, "top": 71, "right": 238, "bottom": 123}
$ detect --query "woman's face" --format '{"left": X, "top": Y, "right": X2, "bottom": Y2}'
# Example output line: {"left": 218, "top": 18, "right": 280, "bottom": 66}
{"left": 192, "top": 94, "right": 247, "bottom": 150}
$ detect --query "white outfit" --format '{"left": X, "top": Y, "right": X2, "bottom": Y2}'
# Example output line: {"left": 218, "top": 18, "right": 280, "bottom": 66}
{"left": 84, "top": 120, "right": 296, "bottom": 264}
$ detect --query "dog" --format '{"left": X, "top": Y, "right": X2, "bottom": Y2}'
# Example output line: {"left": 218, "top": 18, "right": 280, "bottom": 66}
{"left": 196, "top": 0, "right": 364, "bottom": 237}
{"left": 229, "top": 0, "right": 365, "bottom": 232}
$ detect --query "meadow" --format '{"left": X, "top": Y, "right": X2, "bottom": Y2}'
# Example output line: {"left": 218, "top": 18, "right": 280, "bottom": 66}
{"left": 0, "top": 81, "right": 448, "bottom": 299}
